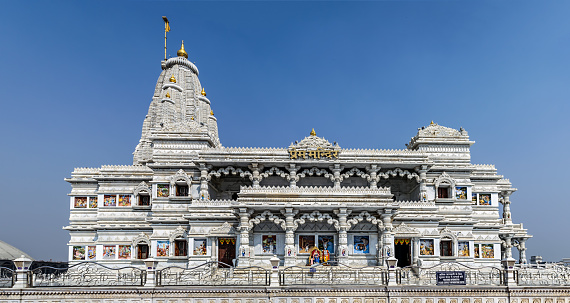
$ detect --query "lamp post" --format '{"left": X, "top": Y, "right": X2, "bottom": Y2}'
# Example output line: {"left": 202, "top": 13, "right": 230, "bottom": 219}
{"left": 13, "top": 255, "right": 32, "bottom": 288}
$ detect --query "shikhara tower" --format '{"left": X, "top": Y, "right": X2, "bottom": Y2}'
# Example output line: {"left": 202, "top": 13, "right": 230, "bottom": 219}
{"left": 65, "top": 41, "right": 531, "bottom": 268}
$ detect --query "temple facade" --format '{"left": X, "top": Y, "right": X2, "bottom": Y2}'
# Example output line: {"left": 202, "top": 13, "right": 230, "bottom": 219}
{"left": 65, "top": 42, "right": 531, "bottom": 269}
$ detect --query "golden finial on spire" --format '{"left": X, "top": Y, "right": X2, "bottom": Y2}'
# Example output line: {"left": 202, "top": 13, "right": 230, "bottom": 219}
{"left": 169, "top": 75, "right": 176, "bottom": 83}
{"left": 177, "top": 40, "right": 188, "bottom": 59}
{"left": 165, "top": 91, "right": 170, "bottom": 98}
{"left": 310, "top": 128, "right": 316, "bottom": 136}
{"left": 191, "top": 116, "right": 194, "bottom": 120}
{"left": 201, "top": 88, "right": 206, "bottom": 96}
{"left": 430, "top": 121, "right": 435, "bottom": 125}
{"left": 210, "top": 110, "right": 214, "bottom": 116}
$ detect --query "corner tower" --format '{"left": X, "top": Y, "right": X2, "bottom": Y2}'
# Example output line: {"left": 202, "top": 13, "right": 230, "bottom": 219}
{"left": 133, "top": 41, "right": 221, "bottom": 165}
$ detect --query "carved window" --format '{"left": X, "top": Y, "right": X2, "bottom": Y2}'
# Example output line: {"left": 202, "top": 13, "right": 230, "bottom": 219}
{"left": 137, "top": 244, "right": 149, "bottom": 259}
{"left": 175, "top": 239, "right": 188, "bottom": 256}
{"left": 176, "top": 184, "right": 189, "bottom": 196}
{"left": 440, "top": 239, "right": 453, "bottom": 256}
{"left": 138, "top": 194, "right": 150, "bottom": 206}
{"left": 437, "top": 187, "right": 449, "bottom": 199}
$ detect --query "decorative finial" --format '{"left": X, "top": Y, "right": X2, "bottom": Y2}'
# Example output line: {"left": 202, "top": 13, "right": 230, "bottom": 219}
{"left": 165, "top": 91, "right": 170, "bottom": 98}
{"left": 310, "top": 128, "right": 316, "bottom": 136}
{"left": 430, "top": 121, "right": 435, "bottom": 125}
{"left": 201, "top": 88, "right": 206, "bottom": 96}
{"left": 169, "top": 75, "right": 176, "bottom": 83}
{"left": 177, "top": 40, "right": 188, "bottom": 59}
{"left": 210, "top": 110, "right": 214, "bottom": 116}
{"left": 191, "top": 116, "right": 194, "bottom": 120}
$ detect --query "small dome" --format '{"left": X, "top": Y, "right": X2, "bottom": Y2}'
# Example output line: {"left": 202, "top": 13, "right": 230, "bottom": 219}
{"left": 177, "top": 40, "right": 188, "bottom": 59}
{"left": 0, "top": 240, "right": 33, "bottom": 261}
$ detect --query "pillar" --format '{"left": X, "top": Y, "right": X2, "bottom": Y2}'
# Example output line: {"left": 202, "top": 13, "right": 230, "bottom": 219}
{"left": 210, "top": 236, "right": 217, "bottom": 262}
{"left": 199, "top": 163, "right": 210, "bottom": 200}
{"left": 286, "top": 164, "right": 299, "bottom": 188}
{"left": 330, "top": 164, "right": 343, "bottom": 189}
{"left": 377, "top": 228, "right": 384, "bottom": 266}
{"left": 249, "top": 163, "right": 263, "bottom": 188}
{"left": 502, "top": 234, "right": 513, "bottom": 259}
{"left": 143, "top": 258, "right": 159, "bottom": 287}
{"left": 12, "top": 256, "right": 32, "bottom": 289}
{"left": 518, "top": 238, "right": 528, "bottom": 264}
{"left": 501, "top": 191, "right": 513, "bottom": 225}
{"left": 335, "top": 208, "right": 350, "bottom": 264}
{"left": 283, "top": 207, "right": 298, "bottom": 266}
{"left": 237, "top": 208, "right": 251, "bottom": 267}
{"left": 418, "top": 165, "right": 428, "bottom": 201}
{"left": 366, "top": 165, "right": 380, "bottom": 189}
{"left": 380, "top": 209, "right": 395, "bottom": 266}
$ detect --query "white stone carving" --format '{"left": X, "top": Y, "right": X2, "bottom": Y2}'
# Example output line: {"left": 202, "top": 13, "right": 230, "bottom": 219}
{"left": 248, "top": 211, "right": 286, "bottom": 230}
{"left": 293, "top": 211, "right": 340, "bottom": 231}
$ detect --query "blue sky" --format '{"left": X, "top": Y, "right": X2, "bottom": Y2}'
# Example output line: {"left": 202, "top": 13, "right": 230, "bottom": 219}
{"left": 0, "top": 0, "right": 568, "bottom": 262}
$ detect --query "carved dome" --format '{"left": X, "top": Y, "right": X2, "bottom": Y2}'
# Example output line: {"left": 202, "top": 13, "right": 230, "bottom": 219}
{"left": 290, "top": 129, "right": 339, "bottom": 149}
{"left": 407, "top": 122, "right": 472, "bottom": 150}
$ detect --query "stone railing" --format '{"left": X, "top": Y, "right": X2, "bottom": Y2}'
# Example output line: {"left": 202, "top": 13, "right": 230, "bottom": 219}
{"left": 280, "top": 263, "right": 387, "bottom": 286}
{"left": 157, "top": 261, "right": 269, "bottom": 286}
{"left": 6, "top": 257, "right": 570, "bottom": 288}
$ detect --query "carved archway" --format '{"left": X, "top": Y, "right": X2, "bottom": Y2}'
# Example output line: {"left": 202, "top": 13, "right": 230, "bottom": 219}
{"left": 293, "top": 211, "right": 340, "bottom": 231}
{"left": 248, "top": 210, "right": 286, "bottom": 230}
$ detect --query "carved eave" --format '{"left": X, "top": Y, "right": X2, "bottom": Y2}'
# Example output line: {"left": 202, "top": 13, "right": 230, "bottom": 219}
{"left": 237, "top": 186, "right": 396, "bottom": 207}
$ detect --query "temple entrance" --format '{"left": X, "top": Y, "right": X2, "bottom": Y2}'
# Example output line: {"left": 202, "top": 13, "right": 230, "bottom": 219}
{"left": 218, "top": 237, "right": 236, "bottom": 268}
{"left": 394, "top": 238, "right": 411, "bottom": 267}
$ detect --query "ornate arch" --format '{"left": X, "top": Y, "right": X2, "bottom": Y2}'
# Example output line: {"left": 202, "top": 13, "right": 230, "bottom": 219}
{"left": 208, "top": 166, "right": 253, "bottom": 181}
{"left": 339, "top": 168, "right": 369, "bottom": 182}
{"left": 434, "top": 172, "right": 455, "bottom": 188}
{"left": 169, "top": 226, "right": 188, "bottom": 243}
{"left": 260, "top": 167, "right": 289, "bottom": 181}
{"left": 170, "top": 169, "right": 192, "bottom": 186}
{"left": 347, "top": 211, "right": 383, "bottom": 229}
{"left": 378, "top": 168, "right": 420, "bottom": 183}
{"left": 131, "top": 232, "right": 151, "bottom": 247}
{"left": 296, "top": 167, "right": 334, "bottom": 183}
{"left": 248, "top": 210, "right": 286, "bottom": 230}
{"left": 293, "top": 211, "right": 340, "bottom": 231}
{"left": 134, "top": 181, "right": 151, "bottom": 196}
{"left": 439, "top": 227, "right": 458, "bottom": 241}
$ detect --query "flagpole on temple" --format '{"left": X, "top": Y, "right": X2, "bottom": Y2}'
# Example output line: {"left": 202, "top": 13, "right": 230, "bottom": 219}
{"left": 162, "top": 16, "right": 170, "bottom": 61}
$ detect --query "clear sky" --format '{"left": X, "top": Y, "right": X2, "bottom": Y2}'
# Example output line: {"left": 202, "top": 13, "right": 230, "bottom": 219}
{"left": 0, "top": 0, "right": 568, "bottom": 262}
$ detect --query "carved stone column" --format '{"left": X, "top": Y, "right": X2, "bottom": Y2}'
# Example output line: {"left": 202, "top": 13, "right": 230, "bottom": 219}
{"left": 286, "top": 164, "right": 299, "bottom": 188}
{"left": 283, "top": 207, "right": 298, "bottom": 266}
{"left": 237, "top": 208, "right": 251, "bottom": 267}
{"left": 330, "top": 164, "right": 344, "bottom": 189}
{"left": 501, "top": 234, "right": 513, "bottom": 259}
{"left": 199, "top": 163, "right": 210, "bottom": 200}
{"left": 377, "top": 228, "right": 384, "bottom": 266}
{"left": 418, "top": 165, "right": 428, "bottom": 201}
{"left": 366, "top": 165, "right": 380, "bottom": 189}
{"left": 379, "top": 209, "right": 395, "bottom": 266}
{"left": 501, "top": 191, "right": 513, "bottom": 225}
{"left": 249, "top": 163, "right": 263, "bottom": 188}
{"left": 518, "top": 238, "right": 528, "bottom": 264}
{"left": 335, "top": 208, "right": 350, "bottom": 264}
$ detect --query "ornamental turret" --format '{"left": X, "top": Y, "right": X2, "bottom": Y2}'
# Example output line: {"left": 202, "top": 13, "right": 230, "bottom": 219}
{"left": 133, "top": 41, "right": 221, "bottom": 165}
